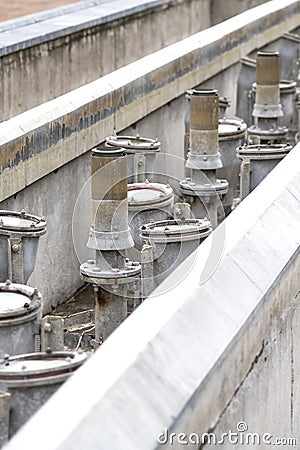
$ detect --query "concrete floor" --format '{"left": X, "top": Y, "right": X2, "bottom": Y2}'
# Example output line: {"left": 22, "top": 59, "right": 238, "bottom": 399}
{"left": 0, "top": 0, "right": 78, "bottom": 22}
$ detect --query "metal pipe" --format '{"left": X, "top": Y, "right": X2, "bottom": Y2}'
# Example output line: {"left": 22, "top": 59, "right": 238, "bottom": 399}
{"left": 248, "top": 51, "right": 287, "bottom": 144}
{"left": 0, "top": 281, "right": 42, "bottom": 358}
{"left": 180, "top": 89, "right": 228, "bottom": 228}
{"left": 237, "top": 143, "right": 292, "bottom": 198}
{"left": 106, "top": 134, "right": 160, "bottom": 183}
{"left": 80, "top": 146, "right": 141, "bottom": 344}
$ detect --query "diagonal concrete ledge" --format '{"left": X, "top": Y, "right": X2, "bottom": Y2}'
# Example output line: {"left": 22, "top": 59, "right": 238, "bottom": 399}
{"left": 5, "top": 144, "right": 300, "bottom": 449}
{"left": 0, "top": 0, "right": 299, "bottom": 203}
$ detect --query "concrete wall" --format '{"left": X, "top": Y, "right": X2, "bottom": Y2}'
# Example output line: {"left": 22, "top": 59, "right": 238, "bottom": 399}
{"left": 5, "top": 140, "right": 300, "bottom": 450}
{"left": 0, "top": 0, "right": 211, "bottom": 122}
{"left": 211, "top": 0, "right": 268, "bottom": 24}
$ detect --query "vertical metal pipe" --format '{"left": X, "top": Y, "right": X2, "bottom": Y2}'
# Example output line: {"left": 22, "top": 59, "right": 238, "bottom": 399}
{"left": 180, "top": 89, "right": 228, "bottom": 227}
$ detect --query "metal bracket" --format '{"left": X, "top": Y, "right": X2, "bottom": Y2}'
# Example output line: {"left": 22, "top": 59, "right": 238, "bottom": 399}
{"left": 141, "top": 245, "right": 154, "bottom": 299}
{"left": 133, "top": 153, "right": 146, "bottom": 183}
{"left": 7, "top": 238, "right": 23, "bottom": 284}
{"left": 240, "top": 160, "right": 251, "bottom": 200}
{"left": 41, "top": 315, "right": 65, "bottom": 352}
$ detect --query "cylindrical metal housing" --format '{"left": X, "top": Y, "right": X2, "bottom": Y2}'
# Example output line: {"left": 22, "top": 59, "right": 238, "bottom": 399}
{"left": 253, "top": 51, "right": 282, "bottom": 119}
{"left": 0, "top": 351, "right": 87, "bottom": 437}
{"left": 0, "top": 211, "right": 47, "bottom": 285}
{"left": 180, "top": 176, "right": 228, "bottom": 228}
{"left": 249, "top": 51, "right": 287, "bottom": 144}
{"left": 127, "top": 181, "right": 174, "bottom": 251}
{"left": 140, "top": 218, "right": 211, "bottom": 289}
{"left": 87, "top": 146, "right": 134, "bottom": 254}
{"left": 216, "top": 118, "right": 247, "bottom": 214}
{"left": 186, "top": 89, "right": 223, "bottom": 170}
{"left": 0, "top": 282, "right": 42, "bottom": 358}
{"left": 106, "top": 134, "right": 160, "bottom": 183}
{"left": 237, "top": 143, "right": 292, "bottom": 196}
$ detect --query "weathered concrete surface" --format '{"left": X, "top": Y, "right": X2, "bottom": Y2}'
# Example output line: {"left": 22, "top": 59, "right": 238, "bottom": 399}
{"left": 0, "top": 0, "right": 210, "bottom": 121}
{"left": 5, "top": 141, "right": 300, "bottom": 450}
{"left": 211, "top": 0, "right": 268, "bottom": 24}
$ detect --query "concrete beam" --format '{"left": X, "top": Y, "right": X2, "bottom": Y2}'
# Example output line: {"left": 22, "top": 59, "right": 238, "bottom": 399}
{"left": 0, "top": 0, "right": 299, "bottom": 203}
{"left": 5, "top": 143, "right": 300, "bottom": 449}
{"left": 0, "top": 0, "right": 211, "bottom": 121}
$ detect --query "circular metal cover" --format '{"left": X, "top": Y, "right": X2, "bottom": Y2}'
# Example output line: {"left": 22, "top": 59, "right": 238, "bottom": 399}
{"left": 140, "top": 219, "right": 211, "bottom": 243}
{"left": 237, "top": 143, "right": 292, "bottom": 160}
{"left": 0, "top": 292, "right": 29, "bottom": 312}
{"left": 128, "top": 182, "right": 173, "bottom": 207}
{"left": 0, "top": 283, "right": 42, "bottom": 320}
{"left": 0, "top": 352, "right": 86, "bottom": 380}
{"left": 106, "top": 135, "right": 160, "bottom": 152}
{"left": 0, "top": 210, "right": 46, "bottom": 234}
{"left": 218, "top": 118, "right": 247, "bottom": 140}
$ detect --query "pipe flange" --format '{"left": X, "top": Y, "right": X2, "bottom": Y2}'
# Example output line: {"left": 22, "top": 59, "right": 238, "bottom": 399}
{"left": 247, "top": 126, "right": 288, "bottom": 141}
{"left": 106, "top": 135, "right": 160, "bottom": 153}
{"left": 80, "top": 260, "right": 141, "bottom": 284}
{"left": 237, "top": 143, "right": 292, "bottom": 160}
{"left": 180, "top": 178, "right": 228, "bottom": 197}
{"left": 0, "top": 282, "right": 42, "bottom": 321}
{"left": 218, "top": 118, "right": 247, "bottom": 141}
{"left": 140, "top": 218, "right": 212, "bottom": 243}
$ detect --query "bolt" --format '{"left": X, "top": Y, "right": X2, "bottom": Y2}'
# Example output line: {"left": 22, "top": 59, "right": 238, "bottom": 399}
{"left": 5, "top": 280, "right": 11, "bottom": 286}
{"left": 44, "top": 322, "right": 52, "bottom": 333}
{"left": 138, "top": 161, "right": 143, "bottom": 166}
{"left": 46, "top": 347, "right": 52, "bottom": 354}
{"left": 145, "top": 179, "right": 149, "bottom": 184}
{"left": 203, "top": 156, "right": 207, "bottom": 161}
{"left": 3, "top": 354, "right": 9, "bottom": 361}
{"left": 87, "top": 259, "right": 95, "bottom": 264}
{"left": 20, "top": 209, "right": 26, "bottom": 216}
{"left": 23, "top": 302, "right": 29, "bottom": 308}
{"left": 11, "top": 243, "right": 19, "bottom": 253}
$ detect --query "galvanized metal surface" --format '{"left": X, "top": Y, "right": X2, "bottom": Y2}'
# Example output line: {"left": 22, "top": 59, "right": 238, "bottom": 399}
{"left": 237, "top": 143, "right": 292, "bottom": 196}
{"left": 0, "top": 390, "right": 10, "bottom": 448}
{"left": 216, "top": 118, "right": 247, "bottom": 213}
{"left": 0, "top": 351, "right": 87, "bottom": 438}
{"left": 106, "top": 134, "right": 160, "bottom": 183}
{"left": 140, "top": 218, "right": 211, "bottom": 287}
{"left": 0, "top": 282, "right": 42, "bottom": 358}
{"left": 0, "top": 210, "right": 46, "bottom": 284}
